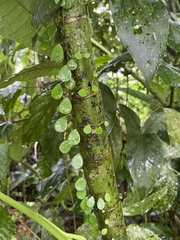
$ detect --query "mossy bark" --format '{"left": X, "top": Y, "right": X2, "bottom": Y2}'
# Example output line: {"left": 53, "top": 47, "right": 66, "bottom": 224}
{"left": 58, "top": 1, "right": 127, "bottom": 239}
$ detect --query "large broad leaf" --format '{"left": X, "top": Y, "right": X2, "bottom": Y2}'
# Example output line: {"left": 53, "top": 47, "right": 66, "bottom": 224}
{"left": 168, "top": 20, "right": 180, "bottom": 51}
{"left": 0, "top": 0, "right": 58, "bottom": 54}
{"left": 123, "top": 165, "right": 177, "bottom": 216}
{"left": 0, "top": 61, "right": 61, "bottom": 88}
{"left": 99, "top": 82, "right": 117, "bottom": 134}
{"left": 0, "top": 206, "right": 14, "bottom": 239}
{"left": 157, "top": 62, "right": 180, "bottom": 87}
{"left": 120, "top": 104, "right": 164, "bottom": 197}
{"left": 164, "top": 108, "right": 180, "bottom": 147}
{"left": 110, "top": 0, "right": 169, "bottom": 83}
{"left": 127, "top": 224, "right": 161, "bottom": 240}
{"left": 0, "top": 137, "right": 10, "bottom": 192}
{"left": 22, "top": 93, "right": 58, "bottom": 143}
{"left": 37, "top": 113, "right": 64, "bottom": 178}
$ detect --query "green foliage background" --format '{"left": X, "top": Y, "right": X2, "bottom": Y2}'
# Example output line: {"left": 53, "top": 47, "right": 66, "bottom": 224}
{"left": 0, "top": 0, "right": 180, "bottom": 239}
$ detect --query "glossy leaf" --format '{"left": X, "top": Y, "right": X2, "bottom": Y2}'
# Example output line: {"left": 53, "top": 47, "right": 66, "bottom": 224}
{"left": 54, "top": 116, "right": 68, "bottom": 133}
{"left": 58, "top": 98, "right": 72, "bottom": 115}
{"left": 59, "top": 65, "right": 72, "bottom": 82}
{"left": 75, "top": 178, "right": 87, "bottom": 191}
{"left": 97, "top": 198, "right": 105, "bottom": 210}
{"left": 120, "top": 104, "right": 164, "bottom": 197}
{"left": 78, "top": 89, "right": 88, "bottom": 97}
{"left": 67, "top": 59, "right": 77, "bottom": 70}
{"left": 72, "top": 153, "right": 83, "bottom": 169}
{"left": 110, "top": 0, "right": 169, "bottom": 82}
{"left": 51, "top": 84, "right": 63, "bottom": 100}
{"left": 83, "top": 124, "right": 92, "bottom": 134}
{"left": 87, "top": 196, "right": 95, "bottom": 208}
{"left": 68, "top": 129, "right": 80, "bottom": 146}
{"left": 76, "top": 189, "right": 87, "bottom": 200}
{"left": 59, "top": 140, "right": 72, "bottom": 154}
{"left": 51, "top": 44, "right": 64, "bottom": 63}
{"left": 99, "top": 82, "right": 116, "bottom": 135}
{"left": 64, "top": 78, "right": 76, "bottom": 90}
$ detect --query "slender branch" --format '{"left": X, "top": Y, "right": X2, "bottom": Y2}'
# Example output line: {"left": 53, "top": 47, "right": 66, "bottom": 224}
{"left": 124, "top": 66, "right": 168, "bottom": 107}
{"left": 91, "top": 37, "right": 112, "bottom": 56}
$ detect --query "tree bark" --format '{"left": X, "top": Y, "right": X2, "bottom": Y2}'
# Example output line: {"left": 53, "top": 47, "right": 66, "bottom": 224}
{"left": 58, "top": 1, "right": 127, "bottom": 239}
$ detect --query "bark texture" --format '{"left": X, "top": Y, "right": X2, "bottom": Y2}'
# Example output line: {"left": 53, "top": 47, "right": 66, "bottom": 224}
{"left": 58, "top": 1, "right": 127, "bottom": 239}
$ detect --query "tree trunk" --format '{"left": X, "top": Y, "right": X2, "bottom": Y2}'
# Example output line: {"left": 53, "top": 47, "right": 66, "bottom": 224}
{"left": 58, "top": 1, "right": 127, "bottom": 239}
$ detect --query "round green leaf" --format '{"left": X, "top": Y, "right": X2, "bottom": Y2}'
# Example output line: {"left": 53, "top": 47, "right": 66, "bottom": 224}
{"left": 78, "top": 89, "right": 88, "bottom": 97}
{"left": 68, "top": 129, "right": 80, "bottom": 146}
{"left": 51, "top": 44, "right": 64, "bottom": 63}
{"left": 54, "top": 116, "right": 68, "bottom": 132}
{"left": 104, "top": 121, "right": 109, "bottom": 127}
{"left": 96, "top": 126, "right": 103, "bottom": 135}
{"left": 51, "top": 83, "right": 63, "bottom": 100}
{"left": 97, "top": 198, "right": 105, "bottom": 210}
{"left": 101, "top": 228, "right": 108, "bottom": 236}
{"left": 84, "top": 52, "right": 90, "bottom": 58}
{"left": 59, "top": 65, "right": 72, "bottom": 82}
{"left": 72, "top": 153, "right": 83, "bottom": 169}
{"left": 76, "top": 189, "right": 86, "bottom": 200}
{"left": 75, "top": 51, "right": 82, "bottom": 59}
{"left": 67, "top": 59, "right": 77, "bottom": 70}
{"left": 58, "top": 98, "right": 72, "bottom": 114}
{"left": 80, "top": 197, "right": 88, "bottom": 211}
{"left": 59, "top": 140, "right": 71, "bottom": 153}
{"left": 92, "top": 85, "right": 98, "bottom": 92}
{"left": 87, "top": 196, "right": 95, "bottom": 208}
{"left": 75, "top": 177, "right": 86, "bottom": 191}
{"left": 83, "top": 124, "right": 92, "bottom": 134}
{"left": 104, "top": 193, "right": 111, "bottom": 202}
{"left": 93, "top": 71, "right": 98, "bottom": 77}
{"left": 64, "top": 78, "right": 76, "bottom": 90}
{"left": 88, "top": 214, "right": 97, "bottom": 224}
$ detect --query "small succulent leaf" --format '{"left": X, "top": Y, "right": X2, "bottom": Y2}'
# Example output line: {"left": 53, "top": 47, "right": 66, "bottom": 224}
{"left": 72, "top": 153, "right": 83, "bottom": 169}
{"left": 76, "top": 189, "right": 87, "bottom": 200}
{"left": 54, "top": 116, "right": 68, "bottom": 133}
{"left": 64, "top": 78, "right": 76, "bottom": 90}
{"left": 87, "top": 196, "right": 95, "bottom": 208}
{"left": 51, "top": 44, "right": 64, "bottom": 63}
{"left": 51, "top": 83, "right": 63, "bottom": 100}
{"left": 67, "top": 59, "right": 77, "bottom": 70}
{"left": 78, "top": 89, "right": 88, "bottom": 97}
{"left": 59, "top": 140, "right": 72, "bottom": 154}
{"left": 97, "top": 198, "right": 105, "bottom": 210}
{"left": 75, "top": 178, "right": 87, "bottom": 191}
{"left": 59, "top": 65, "right": 72, "bottom": 82}
{"left": 68, "top": 129, "right": 80, "bottom": 146}
{"left": 83, "top": 124, "right": 92, "bottom": 134}
{"left": 58, "top": 98, "right": 72, "bottom": 115}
